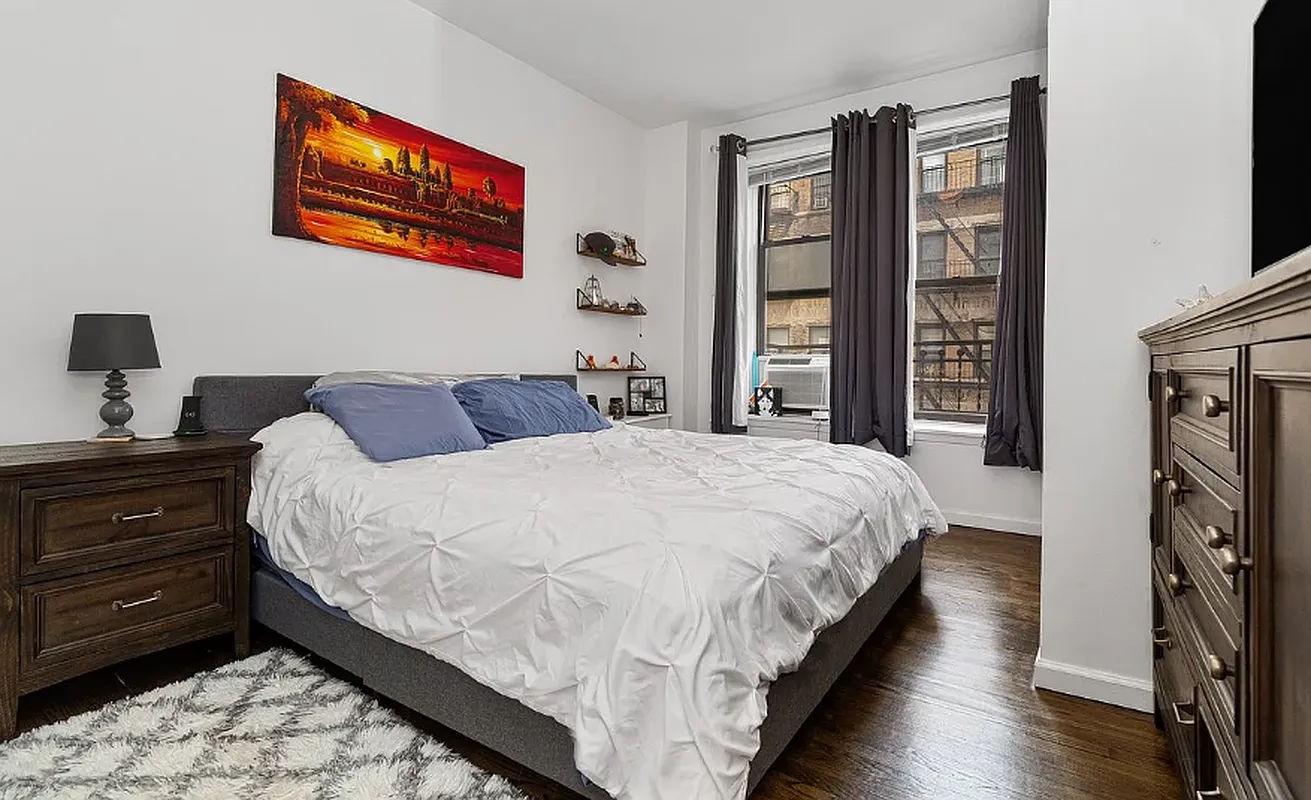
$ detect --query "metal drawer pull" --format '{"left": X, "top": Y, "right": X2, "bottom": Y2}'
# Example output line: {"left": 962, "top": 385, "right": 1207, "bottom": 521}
{"left": 1167, "top": 478, "right": 1189, "bottom": 498}
{"left": 1165, "top": 386, "right": 1189, "bottom": 402}
{"left": 1219, "top": 547, "right": 1253, "bottom": 576}
{"left": 1207, "top": 654, "right": 1231, "bottom": 681}
{"left": 1172, "top": 701, "right": 1196, "bottom": 727}
{"left": 1152, "top": 468, "right": 1166, "bottom": 486}
{"left": 1167, "top": 572, "right": 1191, "bottom": 596}
{"left": 1201, "top": 394, "right": 1229, "bottom": 418}
{"left": 1197, "top": 790, "right": 1224, "bottom": 799}
{"left": 111, "top": 590, "right": 162, "bottom": 611}
{"left": 1151, "top": 626, "right": 1173, "bottom": 650}
{"left": 1204, "top": 525, "right": 1230, "bottom": 549}
{"left": 111, "top": 506, "right": 164, "bottom": 524}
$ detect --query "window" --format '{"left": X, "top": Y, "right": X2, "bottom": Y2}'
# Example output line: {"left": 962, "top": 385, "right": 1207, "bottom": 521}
{"left": 918, "top": 232, "right": 947, "bottom": 280}
{"left": 913, "top": 120, "right": 1008, "bottom": 423}
{"left": 760, "top": 172, "right": 832, "bottom": 359}
{"left": 810, "top": 173, "right": 831, "bottom": 211}
{"left": 978, "top": 142, "right": 1006, "bottom": 186}
{"left": 920, "top": 153, "right": 946, "bottom": 193}
{"left": 976, "top": 225, "right": 1002, "bottom": 275}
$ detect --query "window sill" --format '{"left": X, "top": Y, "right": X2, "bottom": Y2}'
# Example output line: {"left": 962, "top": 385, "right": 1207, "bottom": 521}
{"left": 914, "top": 419, "right": 985, "bottom": 446}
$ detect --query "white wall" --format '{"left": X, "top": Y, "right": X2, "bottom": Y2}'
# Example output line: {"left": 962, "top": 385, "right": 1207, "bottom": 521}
{"left": 0, "top": 0, "right": 677, "bottom": 444}
{"left": 1037, "top": 0, "right": 1265, "bottom": 710}
{"left": 687, "top": 50, "right": 1048, "bottom": 535}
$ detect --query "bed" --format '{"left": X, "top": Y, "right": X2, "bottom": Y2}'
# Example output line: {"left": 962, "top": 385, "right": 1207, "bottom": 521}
{"left": 195, "top": 374, "right": 945, "bottom": 800}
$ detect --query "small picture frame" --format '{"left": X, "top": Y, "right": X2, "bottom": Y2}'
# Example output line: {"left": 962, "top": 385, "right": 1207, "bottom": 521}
{"left": 750, "top": 386, "right": 783, "bottom": 417}
{"left": 628, "top": 375, "right": 667, "bottom": 417}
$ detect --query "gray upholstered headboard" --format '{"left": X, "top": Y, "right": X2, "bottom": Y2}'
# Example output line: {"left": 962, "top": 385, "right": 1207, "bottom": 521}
{"left": 192, "top": 374, "right": 579, "bottom": 435}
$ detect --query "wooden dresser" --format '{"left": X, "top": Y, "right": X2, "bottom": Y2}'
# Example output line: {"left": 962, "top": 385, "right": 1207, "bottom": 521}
{"left": 0, "top": 436, "right": 261, "bottom": 739}
{"left": 1140, "top": 251, "right": 1311, "bottom": 800}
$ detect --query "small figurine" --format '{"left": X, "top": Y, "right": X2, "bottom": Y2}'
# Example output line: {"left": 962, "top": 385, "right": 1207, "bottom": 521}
{"left": 607, "top": 355, "right": 622, "bottom": 369}
{"left": 586, "top": 354, "right": 598, "bottom": 370}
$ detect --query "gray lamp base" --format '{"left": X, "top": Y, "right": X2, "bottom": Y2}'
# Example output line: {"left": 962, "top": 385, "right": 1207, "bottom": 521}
{"left": 96, "top": 369, "right": 136, "bottom": 441}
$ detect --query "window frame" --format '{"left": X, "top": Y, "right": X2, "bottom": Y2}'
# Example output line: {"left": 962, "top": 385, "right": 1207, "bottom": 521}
{"left": 974, "top": 223, "right": 1003, "bottom": 276}
{"left": 757, "top": 177, "right": 833, "bottom": 356}
{"left": 977, "top": 141, "right": 1006, "bottom": 187}
{"left": 917, "top": 230, "right": 948, "bottom": 280}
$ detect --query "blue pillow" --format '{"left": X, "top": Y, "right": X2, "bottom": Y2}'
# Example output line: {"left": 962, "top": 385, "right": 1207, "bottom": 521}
{"left": 303, "top": 382, "right": 487, "bottom": 462}
{"left": 452, "top": 379, "right": 610, "bottom": 444}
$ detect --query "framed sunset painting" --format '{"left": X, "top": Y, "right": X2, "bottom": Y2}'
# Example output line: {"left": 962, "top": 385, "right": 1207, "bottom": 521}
{"left": 272, "top": 74, "right": 525, "bottom": 278}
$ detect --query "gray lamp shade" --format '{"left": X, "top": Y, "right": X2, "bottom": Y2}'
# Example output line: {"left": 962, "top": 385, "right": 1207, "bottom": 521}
{"left": 67, "top": 314, "right": 161, "bottom": 372}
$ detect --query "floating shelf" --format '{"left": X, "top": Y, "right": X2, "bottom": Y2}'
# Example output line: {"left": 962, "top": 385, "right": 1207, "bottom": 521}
{"left": 577, "top": 288, "right": 647, "bottom": 316}
{"left": 576, "top": 233, "right": 646, "bottom": 267}
{"left": 576, "top": 350, "right": 647, "bottom": 372}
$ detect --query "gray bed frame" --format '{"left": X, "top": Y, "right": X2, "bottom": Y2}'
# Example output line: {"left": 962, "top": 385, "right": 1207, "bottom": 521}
{"left": 194, "top": 374, "right": 923, "bottom": 799}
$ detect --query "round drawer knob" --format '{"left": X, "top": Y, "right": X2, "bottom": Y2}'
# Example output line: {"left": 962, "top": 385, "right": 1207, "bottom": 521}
{"left": 1207, "top": 653, "right": 1230, "bottom": 681}
{"left": 1167, "top": 478, "right": 1188, "bottom": 498}
{"left": 1219, "top": 547, "right": 1253, "bottom": 576}
{"left": 1152, "top": 469, "right": 1166, "bottom": 486}
{"left": 1204, "top": 525, "right": 1229, "bottom": 549}
{"left": 1202, "top": 394, "right": 1229, "bottom": 418}
{"left": 1167, "top": 572, "right": 1190, "bottom": 596}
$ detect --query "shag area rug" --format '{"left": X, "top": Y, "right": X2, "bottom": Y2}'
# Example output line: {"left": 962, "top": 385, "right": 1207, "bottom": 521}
{"left": 0, "top": 648, "right": 528, "bottom": 800}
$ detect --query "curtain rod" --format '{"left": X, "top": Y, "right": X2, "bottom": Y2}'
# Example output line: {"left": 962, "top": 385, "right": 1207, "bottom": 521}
{"left": 716, "top": 86, "right": 1046, "bottom": 153}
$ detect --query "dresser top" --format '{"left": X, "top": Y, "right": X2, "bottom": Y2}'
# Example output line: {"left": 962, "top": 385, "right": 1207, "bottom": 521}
{"left": 0, "top": 436, "right": 261, "bottom": 478}
{"left": 1139, "top": 248, "right": 1311, "bottom": 351}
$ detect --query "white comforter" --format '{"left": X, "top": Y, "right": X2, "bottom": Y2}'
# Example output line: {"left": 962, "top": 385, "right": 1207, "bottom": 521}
{"left": 249, "top": 414, "right": 946, "bottom": 799}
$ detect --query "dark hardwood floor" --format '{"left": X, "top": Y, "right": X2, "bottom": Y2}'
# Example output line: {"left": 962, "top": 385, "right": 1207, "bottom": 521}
{"left": 14, "top": 528, "right": 1181, "bottom": 799}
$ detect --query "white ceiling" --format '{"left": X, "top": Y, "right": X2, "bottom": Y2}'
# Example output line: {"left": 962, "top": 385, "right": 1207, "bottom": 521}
{"left": 414, "top": 0, "right": 1049, "bottom": 128}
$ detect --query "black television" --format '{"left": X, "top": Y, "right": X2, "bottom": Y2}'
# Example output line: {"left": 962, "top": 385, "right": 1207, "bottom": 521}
{"left": 1253, "top": 0, "right": 1311, "bottom": 274}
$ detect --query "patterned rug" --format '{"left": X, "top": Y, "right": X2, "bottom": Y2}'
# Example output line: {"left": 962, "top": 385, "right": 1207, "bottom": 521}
{"left": 0, "top": 648, "right": 528, "bottom": 800}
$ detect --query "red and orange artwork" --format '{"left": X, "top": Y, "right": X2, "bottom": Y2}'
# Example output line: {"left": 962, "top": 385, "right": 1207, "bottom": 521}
{"left": 272, "top": 74, "right": 524, "bottom": 278}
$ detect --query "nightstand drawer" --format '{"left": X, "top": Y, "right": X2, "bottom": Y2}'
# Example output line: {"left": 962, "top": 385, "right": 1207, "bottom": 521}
{"left": 20, "top": 549, "right": 233, "bottom": 685}
{"left": 20, "top": 469, "right": 233, "bottom": 576}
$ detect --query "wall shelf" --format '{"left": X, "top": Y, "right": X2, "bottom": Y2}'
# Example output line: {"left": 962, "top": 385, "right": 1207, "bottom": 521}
{"left": 576, "top": 288, "right": 647, "bottom": 316}
{"left": 576, "top": 350, "right": 647, "bottom": 372}
{"left": 576, "top": 233, "right": 646, "bottom": 267}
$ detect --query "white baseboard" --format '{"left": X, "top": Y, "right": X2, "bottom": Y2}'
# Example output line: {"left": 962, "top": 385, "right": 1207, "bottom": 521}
{"left": 1032, "top": 652, "right": 1153, "bottom": 712}
{"left": 943, "top": 510, "right": 1042, "bottom": 537}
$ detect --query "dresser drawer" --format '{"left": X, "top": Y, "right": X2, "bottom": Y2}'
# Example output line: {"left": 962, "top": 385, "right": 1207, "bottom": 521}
{"left": 1167, "top": 349, "right": 1240, "bottom": 486}
{"left": 1195, "top": 689, "right": 1252, "bottom": 800}
{"left": 1168, "top": 446, "right": 1244, "bottom": 611}
{"left": 1170, "top": 535, "right": 1240, "bottom": 738}
{"left": 20, "top": 469, "right": 233, "bottom": 576}
{"left": 1152, "top": 582, "right": 1196, "bottom": 791}
{"left": 19, "top": 548, "right": 233, "bottom": 687}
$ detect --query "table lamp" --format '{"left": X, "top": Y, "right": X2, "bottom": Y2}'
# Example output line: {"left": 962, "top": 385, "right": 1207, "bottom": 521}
{"left": 67, "top": 313, "right": 161, "bottom": 441}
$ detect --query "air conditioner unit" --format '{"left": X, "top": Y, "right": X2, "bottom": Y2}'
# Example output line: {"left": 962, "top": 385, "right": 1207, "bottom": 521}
{"left": 757, "top": 355, "right": 830, "bottom": 411}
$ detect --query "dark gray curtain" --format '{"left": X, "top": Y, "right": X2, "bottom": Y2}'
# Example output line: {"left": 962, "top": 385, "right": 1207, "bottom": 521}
{"left": 711, "top": 134, "right": 746, "bottom": 434}
{"left": 830, "top": 106, "right": 912, "bottom": 455}
{"left": 984, "top": 76, "right": 1045, "bottom": 469}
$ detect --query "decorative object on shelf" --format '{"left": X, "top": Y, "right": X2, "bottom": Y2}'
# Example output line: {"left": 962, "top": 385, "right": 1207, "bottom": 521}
{"left": 586, "top": 394, "right": 600, "bottom": 413}
{"left": 67, "top": 313, "right": 161, "bottom": 441}
{"left": 174, "top": 395, "right": 207, "bottom": 437}
{"left": 607, "top": 397, "right": 625, "bottom": 419}
{"left": 272, "top": 74, "right": 526, "bottom": 278}
{"left": 750, "top": 386, "right": 784, "bottom": 417}
{"left": 628, "top": 376, "right": 667, "bottom": 417}
{"left": 1175, "top": 284, "right": 1214, "bottom": 310}
{"left": 582, "top": 274, "right": 603, "bottom": 305}
{"left": 576, "top": 232, "right": 646, "bottom": 267}
{"left": 576, "top": 351, "right": 647, "bottom": 372}
{"left": 575, "top": 287, "right": 647, "bottom": 316}
{"left": 609, "top": 231, "right": 640, "bottom": 262}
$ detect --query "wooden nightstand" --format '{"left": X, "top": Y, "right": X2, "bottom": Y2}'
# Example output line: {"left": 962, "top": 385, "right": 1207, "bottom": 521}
{"left": 0, "top": 436, "right": 261, "bottom": 739}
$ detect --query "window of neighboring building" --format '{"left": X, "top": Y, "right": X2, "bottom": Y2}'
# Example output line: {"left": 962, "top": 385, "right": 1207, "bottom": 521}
{"left": 978, "top": 142, "right": 1006, "bottom": 186}
{"left": 760, "top": 172, "right": 832, "bottom": 358}
{"left": 913, "top": 121, "right": 1008, "bottom": 423}
{"left": 808, "top": 325, "right": 831, "bottom": 346}
{"left": 810, "top": 173, "right": 831, "bottom": 211}
{"left": 920, "top": 153, "right": 946, "bottom": 193}
{"left": 918, "top": 232, "right": 947, "bottom": 280}
{"left": 976, "top": 225, "right": 1002, "bottom": 275}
